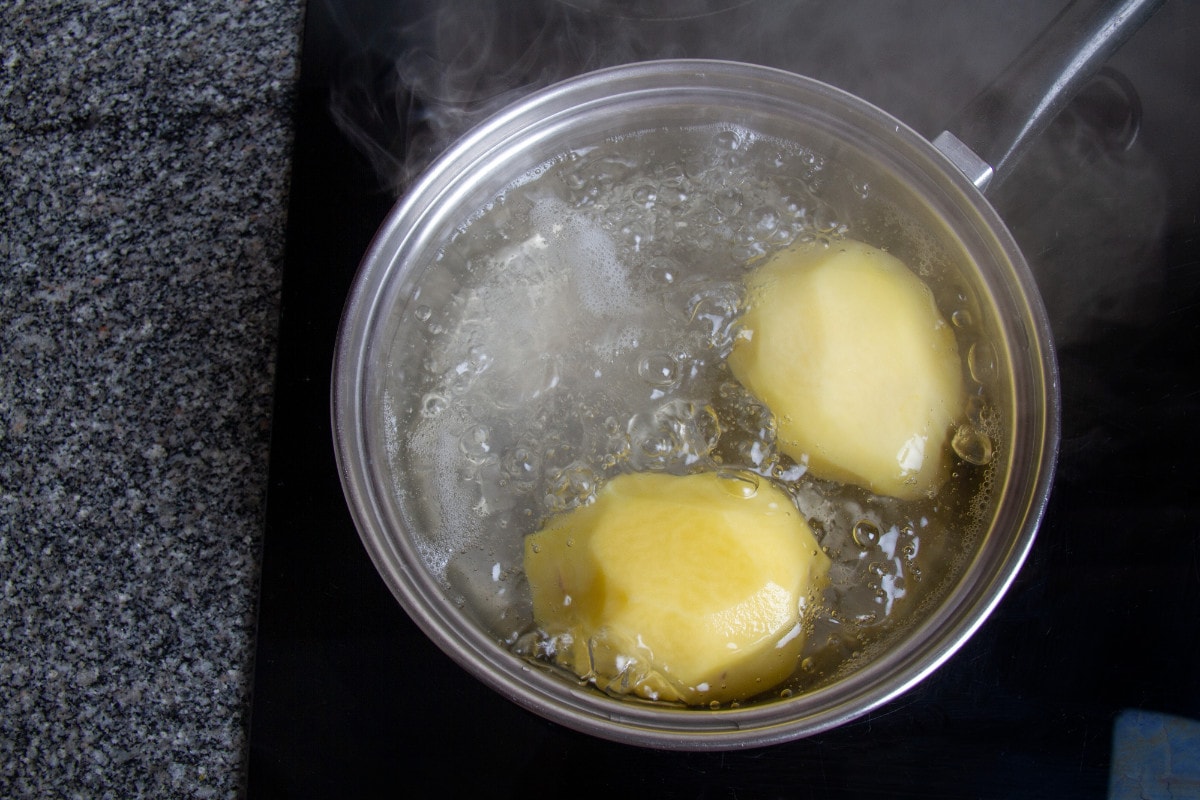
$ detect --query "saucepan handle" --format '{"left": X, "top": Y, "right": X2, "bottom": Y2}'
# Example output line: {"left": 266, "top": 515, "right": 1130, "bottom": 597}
{"left": 933, "top": 0, "right": 1163, "bottom": 193}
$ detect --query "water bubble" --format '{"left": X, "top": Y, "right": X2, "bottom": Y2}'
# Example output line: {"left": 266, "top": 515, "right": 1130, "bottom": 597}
{"left": 776, "top": 176, "right": 820, "bottom": 217}
{"left": 492, "top": 355, "right": 562, "bottom": 408}
{"left": 731, "top": 241, "right": 770, "bottom": 263}
{"left": 659, "top": 186, "right": 688, "bottom": 207}
{"left": 637, "top": 352, "right": 679, "bottom": 388}
{"left": 719, "top": 471, "right": 759, "bottom": 499}
{"left": 748, "top": 206, "right": 780, "bottom": 237}
{"left": 964, "top": 394, "right": 988, "bottom": 426}
{"left": 968, "top": 340, "right": 998, "bottom": 384}
{"left": 852, "top": 520, "right": 881, "bottom": 549}
{"left": 459, "top": 424, "right": 493, "bottom": 462}
{"left": 812, "top": 205, "right": 841, "bottom": 234}
{"left": 414, "top": 305, "right": 433, "bottom": 322}
{"left": 769, "top": 223, "right": 796, "bottom": 245}
{"left": 620, "top": 218, "right": 650, "bottom": 246}
{"left": 467, "top": 345, "right": 493, "bottom": 373}
{"left": 545, "top": 461, "right": 598, "bottom": 512}
{"left": 660, "top": 163, "right": 686, "bottom": 187}
{"left": 636, "top": 432, "right": 676, "bottom": 464}
{"left": 421, "top": 393, "right": 448, "bottom": 417}
{"left": 503, "top": 440, "right": 541, "bottom": 483}
{"left": 713, "top": 189, "right": 743, "bottom": 218}
{"left": 563, "top": 165, "right": 588, "bottom": 190}
{"left": 952, "top": 423, "right": 995, "bottom": 465}
{"left": 682, "top": 151, "right": 709, "bottom": 181}
{"left": 726, "top": 437, "right": 776, "bottom": 471}
{"left": 853, "top": 180, "right": 871, "bottom": 199}
{"left": 447, "top": 367, "right": 474, "bottom": 396}
{"left": 951, "top": 309, "right": 973, "bottom": 329}
{"left": 715, "top": 129, "right": 741, "bottom": 151}
{"left": 694, "top": 404, "right": 722, "bottom": 450}
{"left": 688, "top": 285, "right": 740, "bottom": 348}
{"left": 633, "top": 184, "right": 658, "bottom": 206}
{"left": 645, "top": 256, "right": 678, "bottom": 286}
{"left": 625, "top": 399, "right": 720, "bottom": 471}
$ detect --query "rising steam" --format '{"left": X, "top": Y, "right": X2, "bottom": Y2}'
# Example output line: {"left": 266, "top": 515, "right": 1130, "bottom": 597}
{"left": 327, "top": 0, "right": 744, "bottom": 191}
{"left": 323, "top": 0, "right": 1167, "bottom": 347}
{"left": 325, "top": 0, "right": 1023, "bottom": 192}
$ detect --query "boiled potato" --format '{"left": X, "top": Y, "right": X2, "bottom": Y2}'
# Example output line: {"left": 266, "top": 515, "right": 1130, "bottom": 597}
{"left": 728, "top": 239, "right": 964, "bottom": 500}
{"left": 524, "top": 471, "right": 830, "bottom": 705}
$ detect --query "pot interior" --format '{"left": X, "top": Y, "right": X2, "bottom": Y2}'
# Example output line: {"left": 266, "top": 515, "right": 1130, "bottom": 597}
{"left": 334, "top": 60, "right": 1058, "bottom": 747}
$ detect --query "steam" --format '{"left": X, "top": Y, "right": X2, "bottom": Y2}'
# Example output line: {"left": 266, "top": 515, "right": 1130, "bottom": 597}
{"left": 327, "top": 0, "right": 740, "bottom": 192}
{"left": 323, "top": 0, "right": 1168, "bottom": 345}
{"left": 329, "top": 0, "right": 1011, "bottom": 191}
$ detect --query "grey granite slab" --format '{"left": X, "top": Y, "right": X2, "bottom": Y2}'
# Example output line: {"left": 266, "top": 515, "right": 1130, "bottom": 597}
{"left": 1, "top": 0, "right": 302, "bottom": 796}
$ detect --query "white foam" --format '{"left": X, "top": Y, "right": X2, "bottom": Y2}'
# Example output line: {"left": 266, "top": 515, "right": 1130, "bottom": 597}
{"left": 530, "top": 198, "right": 641, "bottom": 322}
{"left": 409, "top": 403, "right": 482, "bottom": 576}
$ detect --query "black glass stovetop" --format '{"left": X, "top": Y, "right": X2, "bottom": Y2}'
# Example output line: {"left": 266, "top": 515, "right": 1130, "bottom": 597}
{"left": 247, "top": 1, "right": 1200, "bottom": 796}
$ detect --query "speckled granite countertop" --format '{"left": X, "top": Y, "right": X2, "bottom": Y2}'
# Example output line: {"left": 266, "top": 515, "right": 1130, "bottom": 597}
{"left": 1, "top": 1, "right": 302, "bottom": 796}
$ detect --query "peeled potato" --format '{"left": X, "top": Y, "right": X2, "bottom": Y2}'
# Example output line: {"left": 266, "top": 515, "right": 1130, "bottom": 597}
{"left": 728, "top": 239, "right": 964, "bottom": 500}
{"left": 524, "top": 471, "right": 830, "bottom": 705}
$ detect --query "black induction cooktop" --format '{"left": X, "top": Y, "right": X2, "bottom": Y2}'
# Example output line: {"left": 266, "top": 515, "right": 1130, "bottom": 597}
{"left": 247, "top": 1, "right": 1200, "bottom": 796}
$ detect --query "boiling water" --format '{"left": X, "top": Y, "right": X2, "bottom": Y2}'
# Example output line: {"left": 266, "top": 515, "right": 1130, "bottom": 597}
{"left": 382, "top": 124, "right": 1002, "bottom": 703}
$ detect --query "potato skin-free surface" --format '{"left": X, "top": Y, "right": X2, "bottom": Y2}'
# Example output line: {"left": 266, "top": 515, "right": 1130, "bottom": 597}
{"left": 728, "top": 239, "right": 964, "bottom": 500}
{"left": 524, "top": 471, "right": 830, "bottom": 704}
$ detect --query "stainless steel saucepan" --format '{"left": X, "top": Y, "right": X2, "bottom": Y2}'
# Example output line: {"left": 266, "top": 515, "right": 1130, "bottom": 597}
{"left": 332, "top": 0, "right": 1159, "bottom": 748}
